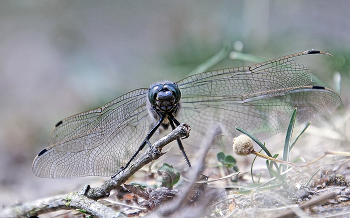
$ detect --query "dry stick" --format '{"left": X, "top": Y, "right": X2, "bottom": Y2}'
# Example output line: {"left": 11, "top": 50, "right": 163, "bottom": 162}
{"left": 194, "top": 172, "right": 240, "bottom": 184}
{"left": 252, "top": 150, "right": 350, "bottom": 168}
{"left": 274, "top": 191, "right": 339, "bottom": 218}
{"left": 155, "top": 125, "right": 222, "bottom": 218}
{"left": 0, "top": 123, "right": 191, "bottom": 218}
{"left": 233, "top": 135, "right": 349, "bottom": 168}
{"left": 86, "top": 123, "right": 191, "bottom": 200}
{"left": 0, "top": 193, "right": 123, "bottom": 218}
{"left": 324, "top": 150, "right": 350, "bottom": 156}
{"left": 251, "top": 150, "right": 326, "bottom": 168}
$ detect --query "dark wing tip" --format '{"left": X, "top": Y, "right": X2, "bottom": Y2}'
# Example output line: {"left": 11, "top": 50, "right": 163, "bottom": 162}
{"left": 37, "top": 148, "right": 48, "bottom": 156}
{"left": 55, "top": 120, "right": 63, "bottom": 127}
{"left": 305, "top": 49, "right": 333, "bottom": 57}
{"left": 307, "top": 50, "right": 321, "bottom": 54}
{"left": 312, "top": 85, "right": 326, "bottom": 90}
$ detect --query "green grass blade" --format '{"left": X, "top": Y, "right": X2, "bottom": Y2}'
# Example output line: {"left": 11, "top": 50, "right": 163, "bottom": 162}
{"left": 283, "top": 108, "right": 297, "bottom": 162}
{"left": 333, "top": 71, "right": 341, "bottom": 95}
{"left": 282, "top": 108, "right": 297, "bottom": 172}
{"left": 187, "top": 41, "right": 231, "bottom": 77}
{"left": 290, "top": 122, "right": 311, "bottom": 151}
{"left": 266, "top": 159, "right": 273, "bottom": 177}
{"left": 305, "top": 169, "right": 320, "bottom": 187}
{"left": 271, "top": 154, "right": 281, "bottom": 173}
{"left": 251, "top": 151, "right": 259, "bottom": 184}
{"left": 269, "top": 169, "right": 286, "bottom": 182}
{"left": 251, "top": 148, "right": 266, "bottom": 184}
{"left": 230, "top": 51, "right": 267, "bottom": 63}
{"left": 311, "top": 74, "right": 328, "bottom": 88}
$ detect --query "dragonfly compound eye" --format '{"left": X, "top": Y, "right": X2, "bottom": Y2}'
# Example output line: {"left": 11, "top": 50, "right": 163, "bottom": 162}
{"left": 148, "top": 84, "right": 163, "bottom": 105}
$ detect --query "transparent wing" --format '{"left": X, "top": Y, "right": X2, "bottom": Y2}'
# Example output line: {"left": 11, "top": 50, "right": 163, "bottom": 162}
{"left": 177, "top": 51, "right": 323, "bottom": 98}
{"left": 176, "top": 51, "right": 340, "bottom": 146}
{"left": 32, "top": 88, "right": 153, "bottom": 178}
{"left": 32, "top": 50, "right": 341, "bottom": 178}
{"left": 177, "top": 86, "right": 341, "bottom": 147}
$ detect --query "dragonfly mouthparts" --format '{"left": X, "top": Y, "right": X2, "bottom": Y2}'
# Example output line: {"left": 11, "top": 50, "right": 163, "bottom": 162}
{"left": 156, "top": 91, "right": 176, "bottom": 111}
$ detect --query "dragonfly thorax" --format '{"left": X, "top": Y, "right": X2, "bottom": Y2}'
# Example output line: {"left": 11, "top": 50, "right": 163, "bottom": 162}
{"left": 148, "top": 82, "right": 181, "bottom": 112}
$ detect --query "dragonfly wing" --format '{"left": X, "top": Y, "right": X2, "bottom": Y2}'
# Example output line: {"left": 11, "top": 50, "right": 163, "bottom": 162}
{"left": 176, "top": 50, "right": 330, "bottom": 98}
{"left": 177, "top": 86, "right": 341, "bottom": 148}
{"left": 32, "top": 88, "right": 153, "bottom": 178}
{"left": 176, "top": 51, "right": 340, "bottom": 146}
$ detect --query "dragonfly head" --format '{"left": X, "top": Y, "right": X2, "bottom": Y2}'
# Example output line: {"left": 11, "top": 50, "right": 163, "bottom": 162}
{"left": 148, "top": 82, "right": 181, "bottom": 112}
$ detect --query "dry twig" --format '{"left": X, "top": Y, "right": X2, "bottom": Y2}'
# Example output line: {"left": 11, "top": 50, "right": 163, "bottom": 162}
{"left": 274, "top": 190, "right": 339, "bottom": 218}
{"left": 0, "top": 124, "right": 191, "bottom": 218}
{"left": 149, "top": 125, "right": 222, "bottom": 218}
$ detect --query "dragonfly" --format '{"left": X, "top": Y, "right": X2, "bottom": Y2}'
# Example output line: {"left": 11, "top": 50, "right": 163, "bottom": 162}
{"left": 32, "top": 50, "right": 341, "bottom": 178}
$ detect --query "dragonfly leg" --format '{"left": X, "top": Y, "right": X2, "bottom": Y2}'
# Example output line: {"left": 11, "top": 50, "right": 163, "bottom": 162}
{"left": 169, "top": 114, "right": 180, "bottom": 126}
{"left": 112, "top": 115, "right": 165, "bottom": 178}
{"left": 169, "top": 118, "right": 192, "bottom": 168}
{"left": 169, "top": 114, "right": 189, "bottom": 139}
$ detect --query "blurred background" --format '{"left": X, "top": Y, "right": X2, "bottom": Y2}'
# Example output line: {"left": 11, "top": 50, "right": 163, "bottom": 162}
{"left": 0, "top": 0, "right": 349, "bottom": 207}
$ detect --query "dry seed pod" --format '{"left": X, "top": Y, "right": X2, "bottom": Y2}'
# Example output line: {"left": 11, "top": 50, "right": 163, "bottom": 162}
{"left": 232, "top": 134, "right": 254, "bottom": 156}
